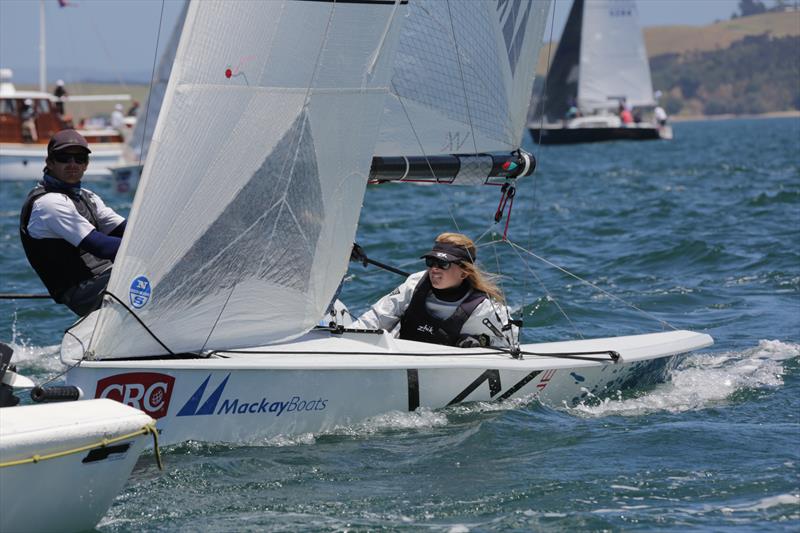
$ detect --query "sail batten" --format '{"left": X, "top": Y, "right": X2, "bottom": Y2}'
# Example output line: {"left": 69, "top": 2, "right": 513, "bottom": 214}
{"left": 89, "top": 0, "right": 407, "bottom": 358}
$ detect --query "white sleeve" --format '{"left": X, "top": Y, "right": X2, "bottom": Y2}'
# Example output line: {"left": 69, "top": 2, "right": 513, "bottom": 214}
{"left": 351, "top": 271, "right": 424, "bottom": 332}
{"left": 84, "top": 190, "right": 125, "bottom": 234}
{"left": 26, "top": 194, "right": 96, "bottom": 246}
{"left": 461, "top": 299, "right": 518, "bottom": 348}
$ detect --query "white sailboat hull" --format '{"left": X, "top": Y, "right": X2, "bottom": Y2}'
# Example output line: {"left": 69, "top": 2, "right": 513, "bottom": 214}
{"left": 64, "top": 330, "right": 712, "bottom": 446}
{"left": 0, "top": 399, "right": 155, "bottom": 533}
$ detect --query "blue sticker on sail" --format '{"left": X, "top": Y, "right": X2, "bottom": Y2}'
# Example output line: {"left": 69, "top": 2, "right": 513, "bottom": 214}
{"left": 129, "top": 276, "right": 151, "bottom": 309}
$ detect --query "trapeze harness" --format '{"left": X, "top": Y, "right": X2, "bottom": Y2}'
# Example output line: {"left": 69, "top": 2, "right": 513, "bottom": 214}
{"left": 398, "top": 274, "right": 486, "bottom": 346}
{"left": 19, "top": 183, "right": 112, "bottom": 303}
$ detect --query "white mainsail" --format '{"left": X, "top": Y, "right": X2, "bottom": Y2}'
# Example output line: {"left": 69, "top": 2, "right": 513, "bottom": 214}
{"left": 374, "top": 0, "right": 549, "bottom": 160}
{"left": 577, "top": 0, "right": 655, "bottom": 111}
{"left": 87, "top": 0, "right": 406, "bottom": 358}
{"left": 122, "top": 0, "right": 189, "bottom": 165}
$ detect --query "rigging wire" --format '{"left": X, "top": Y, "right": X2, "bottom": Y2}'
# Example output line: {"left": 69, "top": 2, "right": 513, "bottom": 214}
{"left": 509, "top": 0, "right": 556, "bottom": 338}
{"left": 520, "top": 0, "right": 560, "bottom": 334}
{"left": 445, "top": 0, "right": 479, "bottom": 157}
{"left": 136, "top": 0, "right": 167, "bottom": 170}
{"left": 504, "top": 239, "right": 678, "bottom": 331}
{"left": 505, "top": 238, "right": 584, "bottom": 339}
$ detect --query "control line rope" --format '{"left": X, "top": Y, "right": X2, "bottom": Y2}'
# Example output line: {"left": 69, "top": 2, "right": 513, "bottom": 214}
{"left": 0, "top": 423, "right": 163, "bottom": 471}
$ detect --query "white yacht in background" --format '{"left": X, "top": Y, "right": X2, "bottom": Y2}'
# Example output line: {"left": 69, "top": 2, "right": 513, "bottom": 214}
{"left": 529, "top": 0, "right": 672, "bottom": 144}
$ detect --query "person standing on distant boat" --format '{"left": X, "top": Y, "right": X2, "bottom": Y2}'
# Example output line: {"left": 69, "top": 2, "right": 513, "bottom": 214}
{"left": 654, "top": 105, "right": 668, "bottom": 127}
{"left": 19, "top": 129, "right": 127, "bottom": 316}
{"left": 53, "top": 79, "right": 68, "bottom": 116}
{"left": 110, "top": 103, "right": 125, "bottom": 131}
{"left": 351, "top": 233, "right": 516, "bottom": 348}
{"left": 127, "top": 100, "right": 140, "bottom": 117}
{"left": 619, "top": 100, "right": 633, "bottom": 125}
{"left": 20, "top": 99, "right": 38, "bottom": 142}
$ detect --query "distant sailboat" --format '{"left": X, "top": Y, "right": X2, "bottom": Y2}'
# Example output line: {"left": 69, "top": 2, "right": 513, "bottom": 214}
{"left": 529, "top": 0, "right": 672, "bottom": 144}
{"left": 110, "top": 0, "right": 189, "bottom": 193}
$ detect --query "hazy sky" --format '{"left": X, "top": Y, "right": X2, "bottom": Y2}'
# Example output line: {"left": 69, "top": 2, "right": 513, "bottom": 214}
{"left": 0, "top": 0, "right": 743, "bottom": 85}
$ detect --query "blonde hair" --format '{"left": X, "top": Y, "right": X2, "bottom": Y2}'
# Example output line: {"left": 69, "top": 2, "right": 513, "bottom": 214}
{"left": 434, "top": 232, "right": 505, "bottom": 303}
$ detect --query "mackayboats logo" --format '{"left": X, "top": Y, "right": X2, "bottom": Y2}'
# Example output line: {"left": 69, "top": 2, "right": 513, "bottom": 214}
{"left": 95, "top": 372, "right": 175, "bottom": 419}
{"left": 176, "top": 374, "right": 328, "bottom": 417}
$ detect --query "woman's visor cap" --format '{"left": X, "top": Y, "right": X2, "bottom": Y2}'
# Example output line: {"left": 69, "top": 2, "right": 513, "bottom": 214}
{"left": 420, "top": 242, "right": 474, "bottom": 263}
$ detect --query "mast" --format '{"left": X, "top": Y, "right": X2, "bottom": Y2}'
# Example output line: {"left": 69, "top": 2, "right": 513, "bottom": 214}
{"left": 39, "top": 0, "right": 46, "bottom": 92}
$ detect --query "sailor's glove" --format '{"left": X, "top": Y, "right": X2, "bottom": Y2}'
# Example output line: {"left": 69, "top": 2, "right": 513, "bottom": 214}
{"left": 457, "top": 334, "right": 489, "bottom": 348}
{"left": 350, "top": 243, "right": 368, "bottom": 267}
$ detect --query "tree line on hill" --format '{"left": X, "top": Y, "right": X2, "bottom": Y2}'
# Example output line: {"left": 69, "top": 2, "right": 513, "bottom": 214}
{"left": 650, "top": 34, "right": 800, "bottom": 116}
{"left": 733, "top": 0, "right": 795, "bottom": 19}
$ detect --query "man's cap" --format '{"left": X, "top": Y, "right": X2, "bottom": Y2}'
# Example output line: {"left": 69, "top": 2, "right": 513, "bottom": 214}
{"left": 421, "top": 242, "right": 474, "bottom": 263}
{"left": 47, "top": 129, "right": 91, "bottom": 155}
{"left": 114, "top": 103, "right": 124, "bottom": 111}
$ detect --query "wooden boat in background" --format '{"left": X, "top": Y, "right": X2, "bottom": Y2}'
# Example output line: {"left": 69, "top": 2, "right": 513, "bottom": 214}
{"left": 0, "top": 68, "right": 128, "bottom": 181}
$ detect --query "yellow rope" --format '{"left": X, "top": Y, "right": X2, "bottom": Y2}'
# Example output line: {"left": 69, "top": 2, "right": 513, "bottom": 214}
{"left": 0, "top": 422, "right": 163, "bottom": 470}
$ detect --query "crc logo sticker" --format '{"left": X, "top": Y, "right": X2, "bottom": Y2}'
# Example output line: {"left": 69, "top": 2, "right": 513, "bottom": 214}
{"left": 95, "top": 372, "right": 175, "bottom": 419}
{"left": 176, "top": 374, "right": 328, "bottom": 417}
{"left": 129, "top": 275, "right": 151, "bottom": 309}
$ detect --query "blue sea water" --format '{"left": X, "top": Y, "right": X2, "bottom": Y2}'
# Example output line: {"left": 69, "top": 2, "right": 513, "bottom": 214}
{"left": 0, "top": 117, "right": 798, "bottom": 531}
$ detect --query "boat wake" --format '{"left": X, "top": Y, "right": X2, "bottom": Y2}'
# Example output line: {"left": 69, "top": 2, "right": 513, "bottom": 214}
{"left": 569, "top": 339, "right": 799, "bottom": 417}
{"left": 3, "top": 340, "right": 62, "bottom": 375}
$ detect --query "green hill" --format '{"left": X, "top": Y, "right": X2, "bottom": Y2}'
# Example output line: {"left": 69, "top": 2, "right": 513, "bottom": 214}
{"left": 651, "top": 33, "right": 800, "bottom": 116}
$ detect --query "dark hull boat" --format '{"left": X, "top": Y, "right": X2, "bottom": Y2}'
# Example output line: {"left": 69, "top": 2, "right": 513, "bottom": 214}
{"left": 529, "top": 124, "right": 670, "bottom": 145}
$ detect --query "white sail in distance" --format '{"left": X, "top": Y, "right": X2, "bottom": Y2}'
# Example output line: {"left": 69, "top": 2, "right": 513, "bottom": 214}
{"left": 578, "top": 0, "right": 655, "bottom": 111}
{"left": 122, "top": 0, "right": 189, "bottom": 165}
{"left": 87, "top": 0, "right": 406, "bottom": 358}
{"left": 374, "top": 0, "right": 550, "bottom": 159}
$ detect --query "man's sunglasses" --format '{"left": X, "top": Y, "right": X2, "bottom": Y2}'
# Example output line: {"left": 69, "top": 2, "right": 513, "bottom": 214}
{"left": 425, "top": 256, "right": 459, "bottom": 270}
{"left": 52, "top": 152, "right": 89, "bottom": 164}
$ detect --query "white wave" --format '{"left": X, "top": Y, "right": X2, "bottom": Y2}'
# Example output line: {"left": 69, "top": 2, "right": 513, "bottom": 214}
{"left": 201, "top": 408, "right": 451, "bottom": 449}
{"left": 4, "top": 311, "right": 65, "bottom": 373}
{"left": 719, "top": 493, "right": 800, "bottom": 513}
{"left": 331, "top": 407, "right": 450, "bottom": 437}
{"left": 570, "top": 339, "right": 799, "bottom": 416}
{"left": 4, "top": 340, "right": 64, "bottom": 373}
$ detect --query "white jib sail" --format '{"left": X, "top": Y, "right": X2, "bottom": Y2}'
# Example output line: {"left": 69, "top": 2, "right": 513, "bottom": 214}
{"left": 374, "top": 0, "right": 550, "bottom": 164}
{"left": 122, "top": 0, "right": 189, "bottom": 165}
{"left": 87, "top": 0, "right": 406, "bottom": 358}
{"left": 577, "top": 0, "right": 655, "bottom": 111}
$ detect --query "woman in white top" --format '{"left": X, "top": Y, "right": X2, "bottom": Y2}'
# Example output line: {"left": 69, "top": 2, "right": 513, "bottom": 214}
{"left": 352, "top": 233, "right": 516, "bottom": 348}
